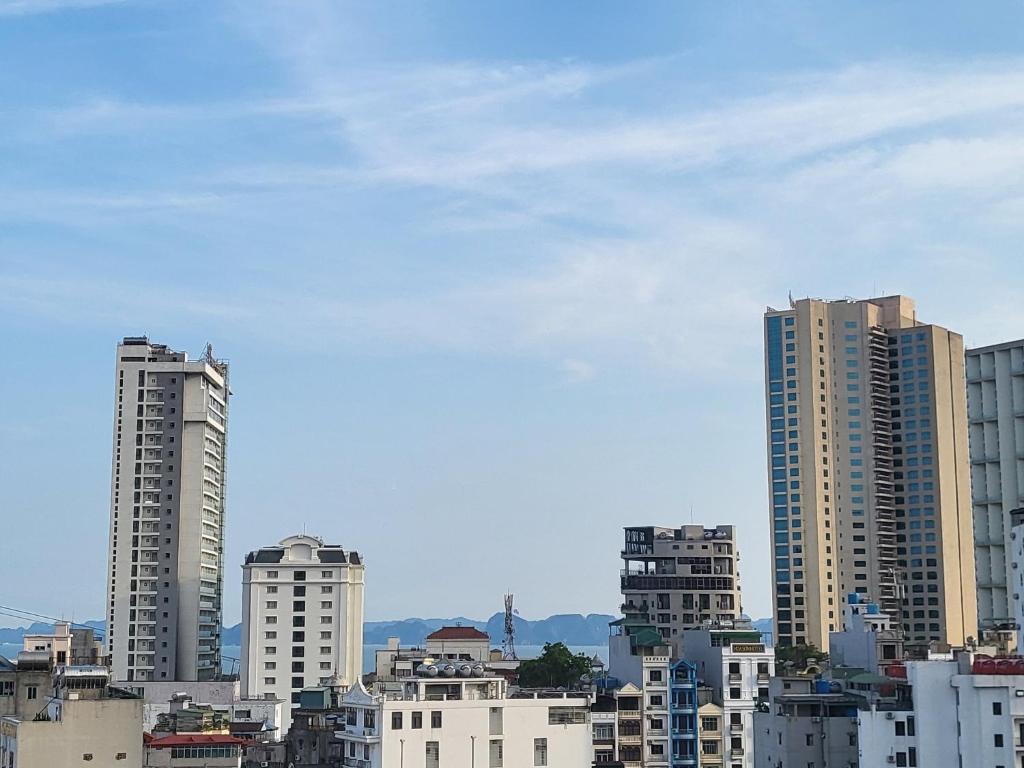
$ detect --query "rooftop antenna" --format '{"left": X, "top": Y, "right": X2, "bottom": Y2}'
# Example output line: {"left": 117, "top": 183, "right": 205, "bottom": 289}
{"left": 689, "top": 504, "right": 694, "bottom": 524}
{"left": 502, "top": 593, "right": 518, "bottom": 661}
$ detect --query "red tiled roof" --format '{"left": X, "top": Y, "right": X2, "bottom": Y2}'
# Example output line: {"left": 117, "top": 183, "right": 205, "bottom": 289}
{"left": 146, "top": 734, "right": 245, "bottom": 748}
{"left": 426, "top": 626, "right": 489, "bottom": 640}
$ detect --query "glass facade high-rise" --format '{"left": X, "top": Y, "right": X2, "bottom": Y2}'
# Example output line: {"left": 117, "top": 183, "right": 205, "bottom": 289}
{"left": 105, "top": 337, "right": 229, "bottom": 682}
{"left": 763, "top": 296, "right": 976, "bottom": 650}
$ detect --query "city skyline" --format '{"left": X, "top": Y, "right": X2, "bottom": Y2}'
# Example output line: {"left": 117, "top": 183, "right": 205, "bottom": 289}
{"left": 5, "top": 1, "right": 1024, "bottom": 627}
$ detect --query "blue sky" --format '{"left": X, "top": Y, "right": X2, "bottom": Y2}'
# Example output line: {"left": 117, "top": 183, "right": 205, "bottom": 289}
{"left": 2, "top": 0, "right": 1024, "bottom": 627}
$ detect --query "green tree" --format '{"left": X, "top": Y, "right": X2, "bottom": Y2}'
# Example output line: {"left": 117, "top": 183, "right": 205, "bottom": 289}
{"left": 516, "top": 642, "right": 591, "bottom": 688}
{"left": 775, "top": 643, "right": 828, "bottom": 670}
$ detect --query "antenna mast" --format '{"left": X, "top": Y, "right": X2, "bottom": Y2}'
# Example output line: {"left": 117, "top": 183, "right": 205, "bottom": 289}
{"left": 502, "top": 593, "right": 518, "bottom": 661}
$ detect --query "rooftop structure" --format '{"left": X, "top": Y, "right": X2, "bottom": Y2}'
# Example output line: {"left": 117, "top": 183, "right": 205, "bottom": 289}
{"left": 621, "top": 525, "right": 742, "bottom": 642}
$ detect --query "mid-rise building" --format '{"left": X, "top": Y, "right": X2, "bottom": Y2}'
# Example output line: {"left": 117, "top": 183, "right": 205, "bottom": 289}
{"left": 606, "top": 616, "right": 700, "bottom": 768}
{"left": 240, "top": 534, "right": 364, "bottom": 730}
{"left": 829, "top": 593, "right": 904, "bottom": 674}
{"left": 621, "top": 525, "right": 742, "bottom": 641}
{"left": 763, "top": 295, "right": 976, "bottom": 650}
{"left": 0, "top": 664, "right": 144, "bottom": 768}
{"left": 680, "top": 621, "right": 774, "bottom": 768}
{"left": 966, "top": 339, "right": 1024, "bottom": 634}
{"left": 21, "top": 621, "right": 105, "bottom": 667}
{"left": 290, "top": 671, "right": 592, "bottom": 768}
{"left": 105, "top": 336, "right": 230, "bottom": 682}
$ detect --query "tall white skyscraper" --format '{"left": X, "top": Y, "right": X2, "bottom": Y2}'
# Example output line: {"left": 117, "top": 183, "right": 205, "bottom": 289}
{"left": 240, "top": 534, "right": 365, "bottom": 728}
{"left": 966, "top": 339, "right": 1024, "bottom": 632}
{"left": 763, "top": 296, "right": 976, "bottom": 651}
{"left": 105, "top": 337, "right": 229, "bottom": 683}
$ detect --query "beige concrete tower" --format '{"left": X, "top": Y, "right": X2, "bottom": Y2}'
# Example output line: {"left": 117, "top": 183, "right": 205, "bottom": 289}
{"left": 967, "top": 339, "right": 1024, "bottom": 633}
{"left": 105, "top": 337, "right": 229, "bottom": 683}
{"left": 763, "top": 296, "right": 975, "bottom": 650}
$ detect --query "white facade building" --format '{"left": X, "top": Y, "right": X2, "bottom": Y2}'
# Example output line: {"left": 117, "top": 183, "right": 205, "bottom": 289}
{"left": 829, "top": 594, "right": 904, "bottom": 675}
{"left": 334, "top": 674, "right": 591, "bottom": 768}
{"left": 240, "top": 534, "right": 364, "bottom": 730}
{"left": 680, "top": 623, "right": 773, "bottom": 768}
{"left": 106, "top": 337, "right": 230, "bottom": 683}
{"left": 967, "top": 338, "right": 1024, "bottom": 632}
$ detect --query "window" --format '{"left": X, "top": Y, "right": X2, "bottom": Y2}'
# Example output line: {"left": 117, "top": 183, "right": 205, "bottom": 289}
{"left": 993, "top": 702, "right": 1002, "bottom": 715}
{"left": 425, "top": 742, "right": 439, "bottom": 768}
{"left": 534, "top": 738, "right": 548, "bottom": 766}
{"left": 265, "top": 600, "right": 277, "bottom": 609}
{"left": 729, "top": 687, "right": 740, "bottom": 699}
{"left": 649, "top": 669, "right": 663, "bottom": 682}
{"left": 264, "top": 662, "right": 276, "bottom": 670}
{"left": 321, "top": 570, "right": 333, "bottom": 578}
{"left": 490, "top": 739, "right": 504, "bottom": 768}
{"left": 994, "top": 734, "right": 1004, "bottom": 747}
{"left": 321, "top": 616, "right": 333, "bottom": 624}
{"left": 321, "top": 586, "right": 333, "bottom": 594}
{"left": 392, "top": 712, "right": 403, "bottom": 729}
{"left": 320, "top": 646, "right": 331, "bottom": 654}
{"left": 431, "top": 710, "right": 442, "bottom": 728}
{"left": 412, "top": 711, "right": 423, "bottom": 729}
{"left": 27, "top": 686, "right": 37, "bottom": 699}
{"left": 320, "top": 631, "right": 332, "bottom": 640}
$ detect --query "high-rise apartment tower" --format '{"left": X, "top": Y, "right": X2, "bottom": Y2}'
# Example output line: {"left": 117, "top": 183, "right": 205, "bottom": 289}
{"left": 763, "top": 296, "right": 975, "bottom": 650}
{"left": 105, "top": 337, "right": 229, "bottom": 682}
{"left": 966, "top": 339, "right": 1024, "bottom": 633}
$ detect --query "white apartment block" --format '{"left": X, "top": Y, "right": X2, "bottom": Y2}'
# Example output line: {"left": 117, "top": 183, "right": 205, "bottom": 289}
{"left": 1013, "top": 513, "right": 1024, "bottom": 647}
{"left": 680, "top": 623, "right": 774, "bottom": 768}
{"left": 240, "top": 534, "right": 364, "bottom": 730}
{"left": 106, "top": 337, "right": 230, "bottom": 683}
{"left": 333, "top": 674, "right": 591, "bottom": 768}
{"left": 967, "top": 339, "right": 1024, "bottom": 634}
{"left": 764, "top": 296, "right": 976, "bottom": 650}
{"left": 621, "top": 525, "right": 742, "bottom": 641}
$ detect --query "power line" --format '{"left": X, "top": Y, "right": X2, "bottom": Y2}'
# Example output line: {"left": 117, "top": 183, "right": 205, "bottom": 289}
{"left": 0, "top": 605, "right": 105, "bottom": 638}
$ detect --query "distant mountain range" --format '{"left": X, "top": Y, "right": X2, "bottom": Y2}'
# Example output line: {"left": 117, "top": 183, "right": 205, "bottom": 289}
{"left": 3, "top": 616, "right": 773, "bottom": 649}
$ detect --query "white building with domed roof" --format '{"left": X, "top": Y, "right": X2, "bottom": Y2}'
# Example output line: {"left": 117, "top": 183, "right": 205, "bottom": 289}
{"left": 240, "top": 534, "right": 364, "bottom": 731}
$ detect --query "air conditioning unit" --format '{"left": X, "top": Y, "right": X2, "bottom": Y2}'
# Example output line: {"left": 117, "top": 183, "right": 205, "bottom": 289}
{"left": 885, "top": 712, "right": 895, "bottom": 720}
